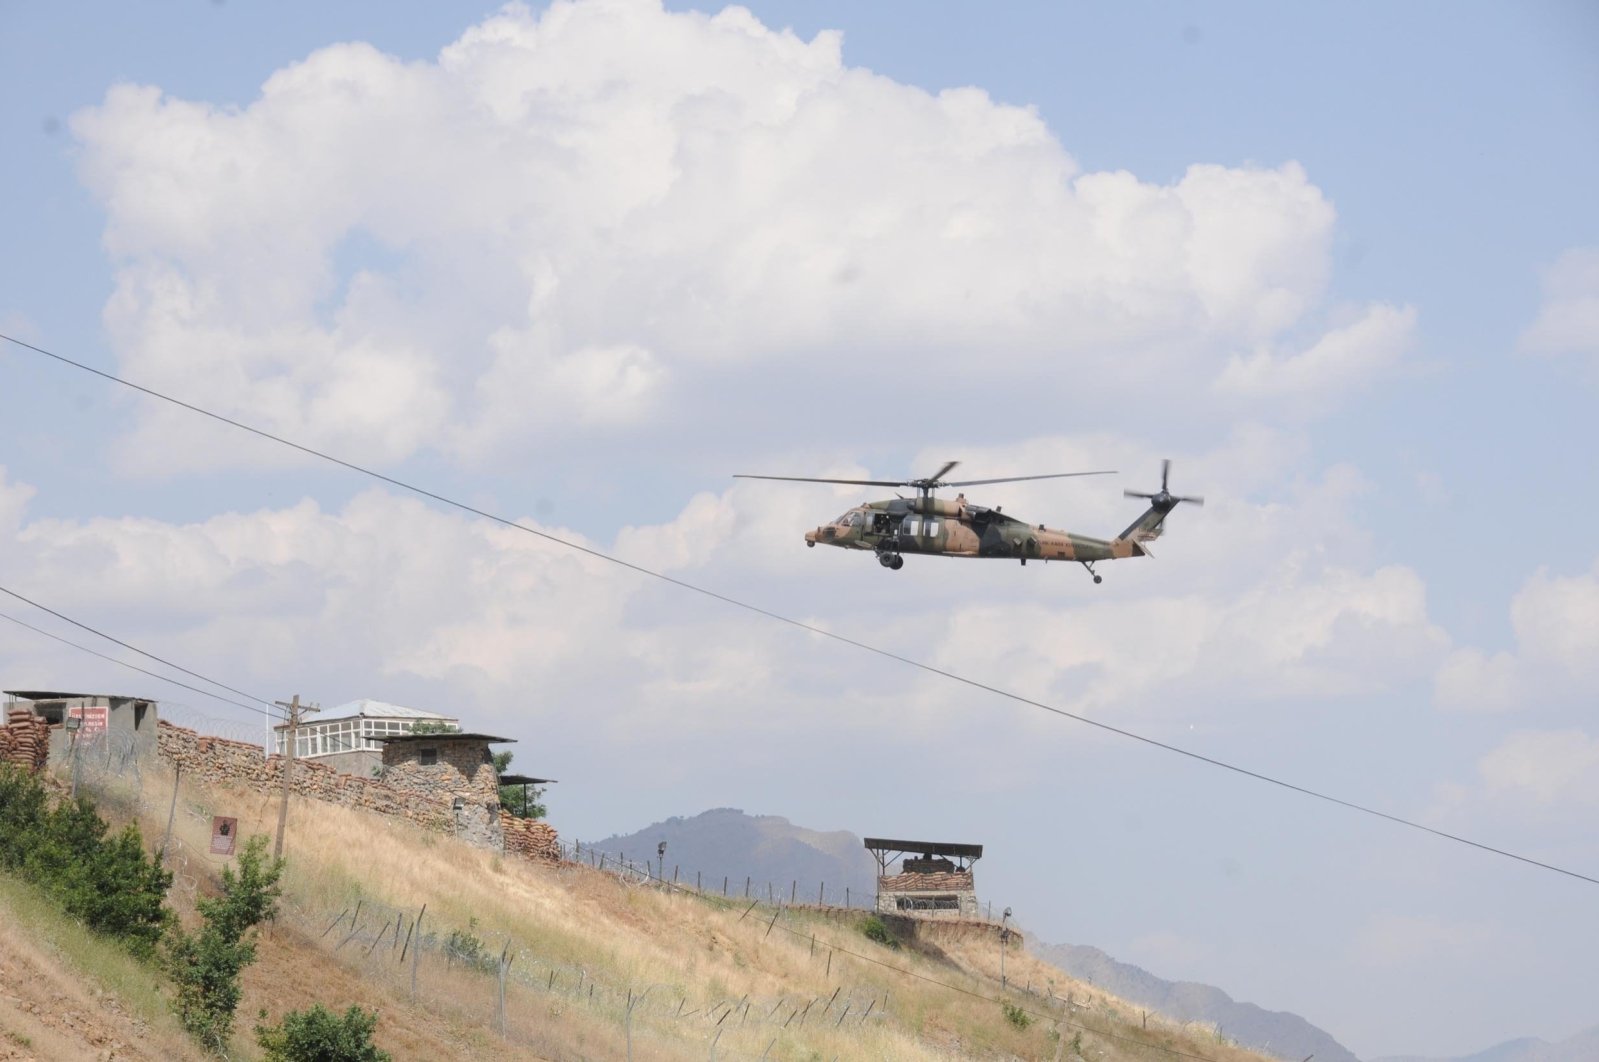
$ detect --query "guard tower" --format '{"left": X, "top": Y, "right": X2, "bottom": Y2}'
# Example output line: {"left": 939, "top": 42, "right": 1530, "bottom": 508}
{"left": 864, "top": 837, "right": 982, "bottom": 918}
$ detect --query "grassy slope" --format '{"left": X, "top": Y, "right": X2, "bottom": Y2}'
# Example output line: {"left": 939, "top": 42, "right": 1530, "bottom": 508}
{"left": 17, "top": 766, "right": 1276, "bottom": 1060}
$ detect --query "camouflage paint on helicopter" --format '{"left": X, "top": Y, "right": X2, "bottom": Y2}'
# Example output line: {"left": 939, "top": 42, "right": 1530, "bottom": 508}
{"left": 737, "top": 460, "right": 1201, "bottom": 583}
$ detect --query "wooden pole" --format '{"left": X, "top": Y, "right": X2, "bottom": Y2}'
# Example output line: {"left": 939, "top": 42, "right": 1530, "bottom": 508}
{"left": 159, "top": 763, "right": 181, "bottom": 864}
{"left": 272, "top": 695, "right": 315, "bottom": 861}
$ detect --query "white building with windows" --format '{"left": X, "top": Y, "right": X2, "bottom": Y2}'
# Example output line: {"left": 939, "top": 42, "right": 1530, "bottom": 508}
{"left": 272, "top": 699, "right": 458, "bottom": 777}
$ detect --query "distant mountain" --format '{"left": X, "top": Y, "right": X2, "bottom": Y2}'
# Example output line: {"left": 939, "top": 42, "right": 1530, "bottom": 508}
{"left": 1373, "top": 1025, "right": 1599, "bottom": 1062}
{"left": 586, "top": 807, "right": 879, "bottom": 905}
{"left": 593, "top": 810, "right": 1363, "bottom": 1062}
{"left": 1032, "top": 942, "right": 1361, "bottom": 1062}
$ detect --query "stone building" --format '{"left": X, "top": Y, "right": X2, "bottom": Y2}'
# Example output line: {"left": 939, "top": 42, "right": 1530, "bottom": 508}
{"left": 272, "top": 698, "right": 458, "bottom": 777}
{"left": 864, "top": 837, "right": 983, "bottom": 918}
{"left": 3, "top": 690, "right": 160, "bottom": 763}
{"left": 376, "top": 731, "right": 515, "bottom": 849}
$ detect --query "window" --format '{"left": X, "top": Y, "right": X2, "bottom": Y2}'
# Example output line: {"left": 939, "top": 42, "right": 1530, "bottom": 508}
{"left": 419, "top": 747, "right": 438, "bottom": 766}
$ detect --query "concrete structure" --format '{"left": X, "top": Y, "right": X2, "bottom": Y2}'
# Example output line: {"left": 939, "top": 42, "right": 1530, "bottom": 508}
{"left": 272, "top": 698, "right": 458, "bottom": 777}
{"left": 864, "top": 838, "right": 983, "bottom": 918}
{"left": 3, "top": 690, "right": 160, "bottom": 763}
{"left": 377, "top": 732, "right": 514, "bottom": 849}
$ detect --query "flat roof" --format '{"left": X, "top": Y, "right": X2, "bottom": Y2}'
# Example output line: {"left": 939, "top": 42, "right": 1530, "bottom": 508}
{"left": 498, "top": 774, "right": 557, "bottom": 785}
{"left": 374, "top": 732, "right": 516, "bottom": 744}
{"left": 863, "top": 838, "right": 983, "bottom": 859}
{"left": 6, "top": 690, "right": 152, "bottom": 702}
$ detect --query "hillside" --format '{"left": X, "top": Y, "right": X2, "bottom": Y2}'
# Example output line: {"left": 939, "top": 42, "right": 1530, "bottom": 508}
{"left": 1032, "top": 943, "right": 1360, "bottom": 1062}
{"left": 14, "top": 765, "right": 1286, "bottom": 1060}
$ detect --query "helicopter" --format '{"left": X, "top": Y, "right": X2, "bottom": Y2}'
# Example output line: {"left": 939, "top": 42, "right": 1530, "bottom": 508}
{"left": 734, "top": 459, "right": 1202, "bottom": 583}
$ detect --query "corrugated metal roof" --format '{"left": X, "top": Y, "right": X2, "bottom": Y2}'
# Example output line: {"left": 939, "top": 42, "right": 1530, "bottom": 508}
{"left": 323, "top": 699, "right": 453, "bottom": 720}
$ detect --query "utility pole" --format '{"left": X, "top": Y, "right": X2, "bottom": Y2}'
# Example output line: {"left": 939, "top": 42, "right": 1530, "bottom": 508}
{"left": 273, "top": 695, "right": 316, "bottom": 860}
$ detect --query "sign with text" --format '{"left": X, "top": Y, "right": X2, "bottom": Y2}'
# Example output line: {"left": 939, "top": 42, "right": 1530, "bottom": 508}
{"left": 67, "top": 705, "right": 108, "bottom": 737}
{"left": 209, "top": 816, "right": 238, "bottom": 856}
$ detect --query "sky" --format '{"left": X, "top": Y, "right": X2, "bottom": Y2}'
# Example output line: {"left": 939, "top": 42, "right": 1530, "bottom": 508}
{"left": 2, "top": 1, "right": 1597, "bottom": 1056}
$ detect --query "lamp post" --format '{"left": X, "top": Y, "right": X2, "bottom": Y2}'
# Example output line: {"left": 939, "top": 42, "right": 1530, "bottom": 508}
{"left": 1000, "top": 907, "right": 1012, "bottom": 991}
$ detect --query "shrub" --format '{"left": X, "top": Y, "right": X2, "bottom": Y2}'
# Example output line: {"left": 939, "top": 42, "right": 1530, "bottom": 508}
{"left": 446, "top": 917, "right": 492, "bottom": 972}
{"left": 168, "top": 834, "right": 283, "bottom": 1053}
{"left": 255, "top": 1004, "right": 392, "bottom": 1062}
{"left": 860, "top": 915, "right": 898, "bottom": 948}
{"left": 1003, "top": 1002, "right": 1033, "bottom": 1030}
{"left": 0, "top": 765, "right": 171, "bottom": 956}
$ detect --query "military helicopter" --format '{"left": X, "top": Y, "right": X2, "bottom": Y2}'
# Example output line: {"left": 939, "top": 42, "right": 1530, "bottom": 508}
{"left": 734, "top": 459, "right": 1201, "bottom": 583}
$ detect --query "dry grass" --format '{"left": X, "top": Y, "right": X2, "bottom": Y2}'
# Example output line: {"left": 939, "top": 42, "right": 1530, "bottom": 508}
{"left": 0, "top": 872, "right": 207, "bottom": 1061}
{"left": 30, "top": 767, "right": 1279, "bottom": 1061}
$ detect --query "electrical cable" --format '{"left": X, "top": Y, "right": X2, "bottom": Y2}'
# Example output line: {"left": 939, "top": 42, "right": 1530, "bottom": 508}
{"left": 0, "top": 608, "right": 279, "bottom": 719}
{"left": 0, "top": 582, "right": 279, "bottom": 713}
{"left": 4, "top": 330, "right": 1595, "bottom": 888}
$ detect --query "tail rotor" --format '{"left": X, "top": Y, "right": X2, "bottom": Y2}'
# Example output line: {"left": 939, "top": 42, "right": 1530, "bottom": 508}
{"left": 1124, "top": 458, "right": 1204, "bottom": 511}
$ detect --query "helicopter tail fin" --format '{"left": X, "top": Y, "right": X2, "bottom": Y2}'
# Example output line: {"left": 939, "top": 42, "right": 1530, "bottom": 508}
{"left": 1110, "top": 504, "right": 1168, "bottom": 556}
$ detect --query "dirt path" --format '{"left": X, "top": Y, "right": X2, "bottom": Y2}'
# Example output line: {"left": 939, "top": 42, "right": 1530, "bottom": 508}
{"left": 0, "top": 931, "right": 186, "bottom": 1062}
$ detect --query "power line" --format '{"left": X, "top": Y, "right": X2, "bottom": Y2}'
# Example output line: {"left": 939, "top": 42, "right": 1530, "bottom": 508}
{"left": 0, "top": 582, "right": 281, "bottom": 717}
{"left": 4, "top": 330, "right": 1595, "bottom": 888}
{"left": 0, "top": 608, "right": 278, "bottom": 719}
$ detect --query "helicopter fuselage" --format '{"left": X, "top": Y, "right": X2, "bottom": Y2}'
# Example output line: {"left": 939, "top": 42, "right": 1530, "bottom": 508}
{"left": 804, "top": 494, "right": 1145, "bottom": 564}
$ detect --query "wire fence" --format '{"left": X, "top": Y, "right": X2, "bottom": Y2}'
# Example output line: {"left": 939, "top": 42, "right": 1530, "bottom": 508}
{"left": 48, "top": 743, "right": 1240, "bottom": 1062}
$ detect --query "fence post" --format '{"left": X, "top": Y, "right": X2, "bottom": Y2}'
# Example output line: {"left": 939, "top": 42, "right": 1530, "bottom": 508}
{"left": 497, "top": 939, "right": 511, "bottom": 1035}
{"left": 410, "top": 905, "right": 425, "bottom": 998}
{"left": 722, "top": 876, "right": 728, "bottom": 896}
{"left": 791, "top": 881, "right": 796, "bottom": 904}
{"left": 159, "top": 764, "right": 181, "bottom": 864}
{"left": 845, "top": 887, "right": 850, "bottom": 908}
{"left": 697, "top": 870, "right": 702, "bottom": 893}
{"left": 818, "top": 881, "right": 825, "bottom": 906}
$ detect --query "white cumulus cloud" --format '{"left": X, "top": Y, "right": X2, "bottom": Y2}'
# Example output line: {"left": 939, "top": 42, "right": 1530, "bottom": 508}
{"left": 70, "top": 0, "right": 1401, "bottom": 475}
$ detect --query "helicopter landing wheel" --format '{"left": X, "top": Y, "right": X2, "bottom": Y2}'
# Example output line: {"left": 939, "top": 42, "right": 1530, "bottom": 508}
{"left": 1081, "top": 561, "right": 1102, "bottom": 585}
{"left": 890, "top": 555, "right": 904, "bottom": 570}
{"left": 1093, "top": 574, "right": 1102, "bottom": 584}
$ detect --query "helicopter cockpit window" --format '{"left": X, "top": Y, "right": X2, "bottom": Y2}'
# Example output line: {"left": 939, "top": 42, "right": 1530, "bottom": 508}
{"left": 840, "top": 511, "right": 863, "bottom": 528}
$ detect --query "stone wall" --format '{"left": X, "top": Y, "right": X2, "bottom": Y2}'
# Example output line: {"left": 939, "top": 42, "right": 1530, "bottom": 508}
{"left": 0, "top": 708, "right": 51, "bottom": 772}
{"left": 501, "top": 812, "right": 561, "bottom": 863}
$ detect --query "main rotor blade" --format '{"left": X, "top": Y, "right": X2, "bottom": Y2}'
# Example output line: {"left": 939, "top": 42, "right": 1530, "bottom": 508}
{"left": 733, "top": 474, "right": 911, "bottom": 488}
{"left": 925, "top": 460, "right": 960, "bottom": 485}
{"left": 946, "top": 470, "right": 1116, "bottom": 488}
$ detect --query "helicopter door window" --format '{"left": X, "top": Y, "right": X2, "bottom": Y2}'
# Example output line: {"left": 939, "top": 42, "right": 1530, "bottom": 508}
{"left": 923, "top": 519, "right": 940, "bottom": 536}
{"left": 902, "top": 517, "right": 921, "bottom": 536}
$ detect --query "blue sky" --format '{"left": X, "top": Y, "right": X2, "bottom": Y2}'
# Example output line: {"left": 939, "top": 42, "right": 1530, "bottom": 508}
{"left": 2, "top": 2, "right": 1597, "bottom": 1057}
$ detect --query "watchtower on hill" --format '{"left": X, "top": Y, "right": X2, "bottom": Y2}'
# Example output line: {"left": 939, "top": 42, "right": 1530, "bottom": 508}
{"left": 864, "top": 837, "right": 983, "bottom": 918}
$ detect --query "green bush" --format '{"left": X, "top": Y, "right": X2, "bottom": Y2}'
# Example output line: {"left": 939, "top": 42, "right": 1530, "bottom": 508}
{"left": 1003, "top": 1002, "right": 1033, "bottom": 1030}
{"left": 255, "top": 1004, "right": 392, "bottom": 1062}
{"left": 0, "top": 765, "right": 171, "bottom": 956}
{"left": 860, "top": 915, "right": 898, "bottom": 948}
{"left": 167, "top": 834, "right": 283, "bottom": 1053}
